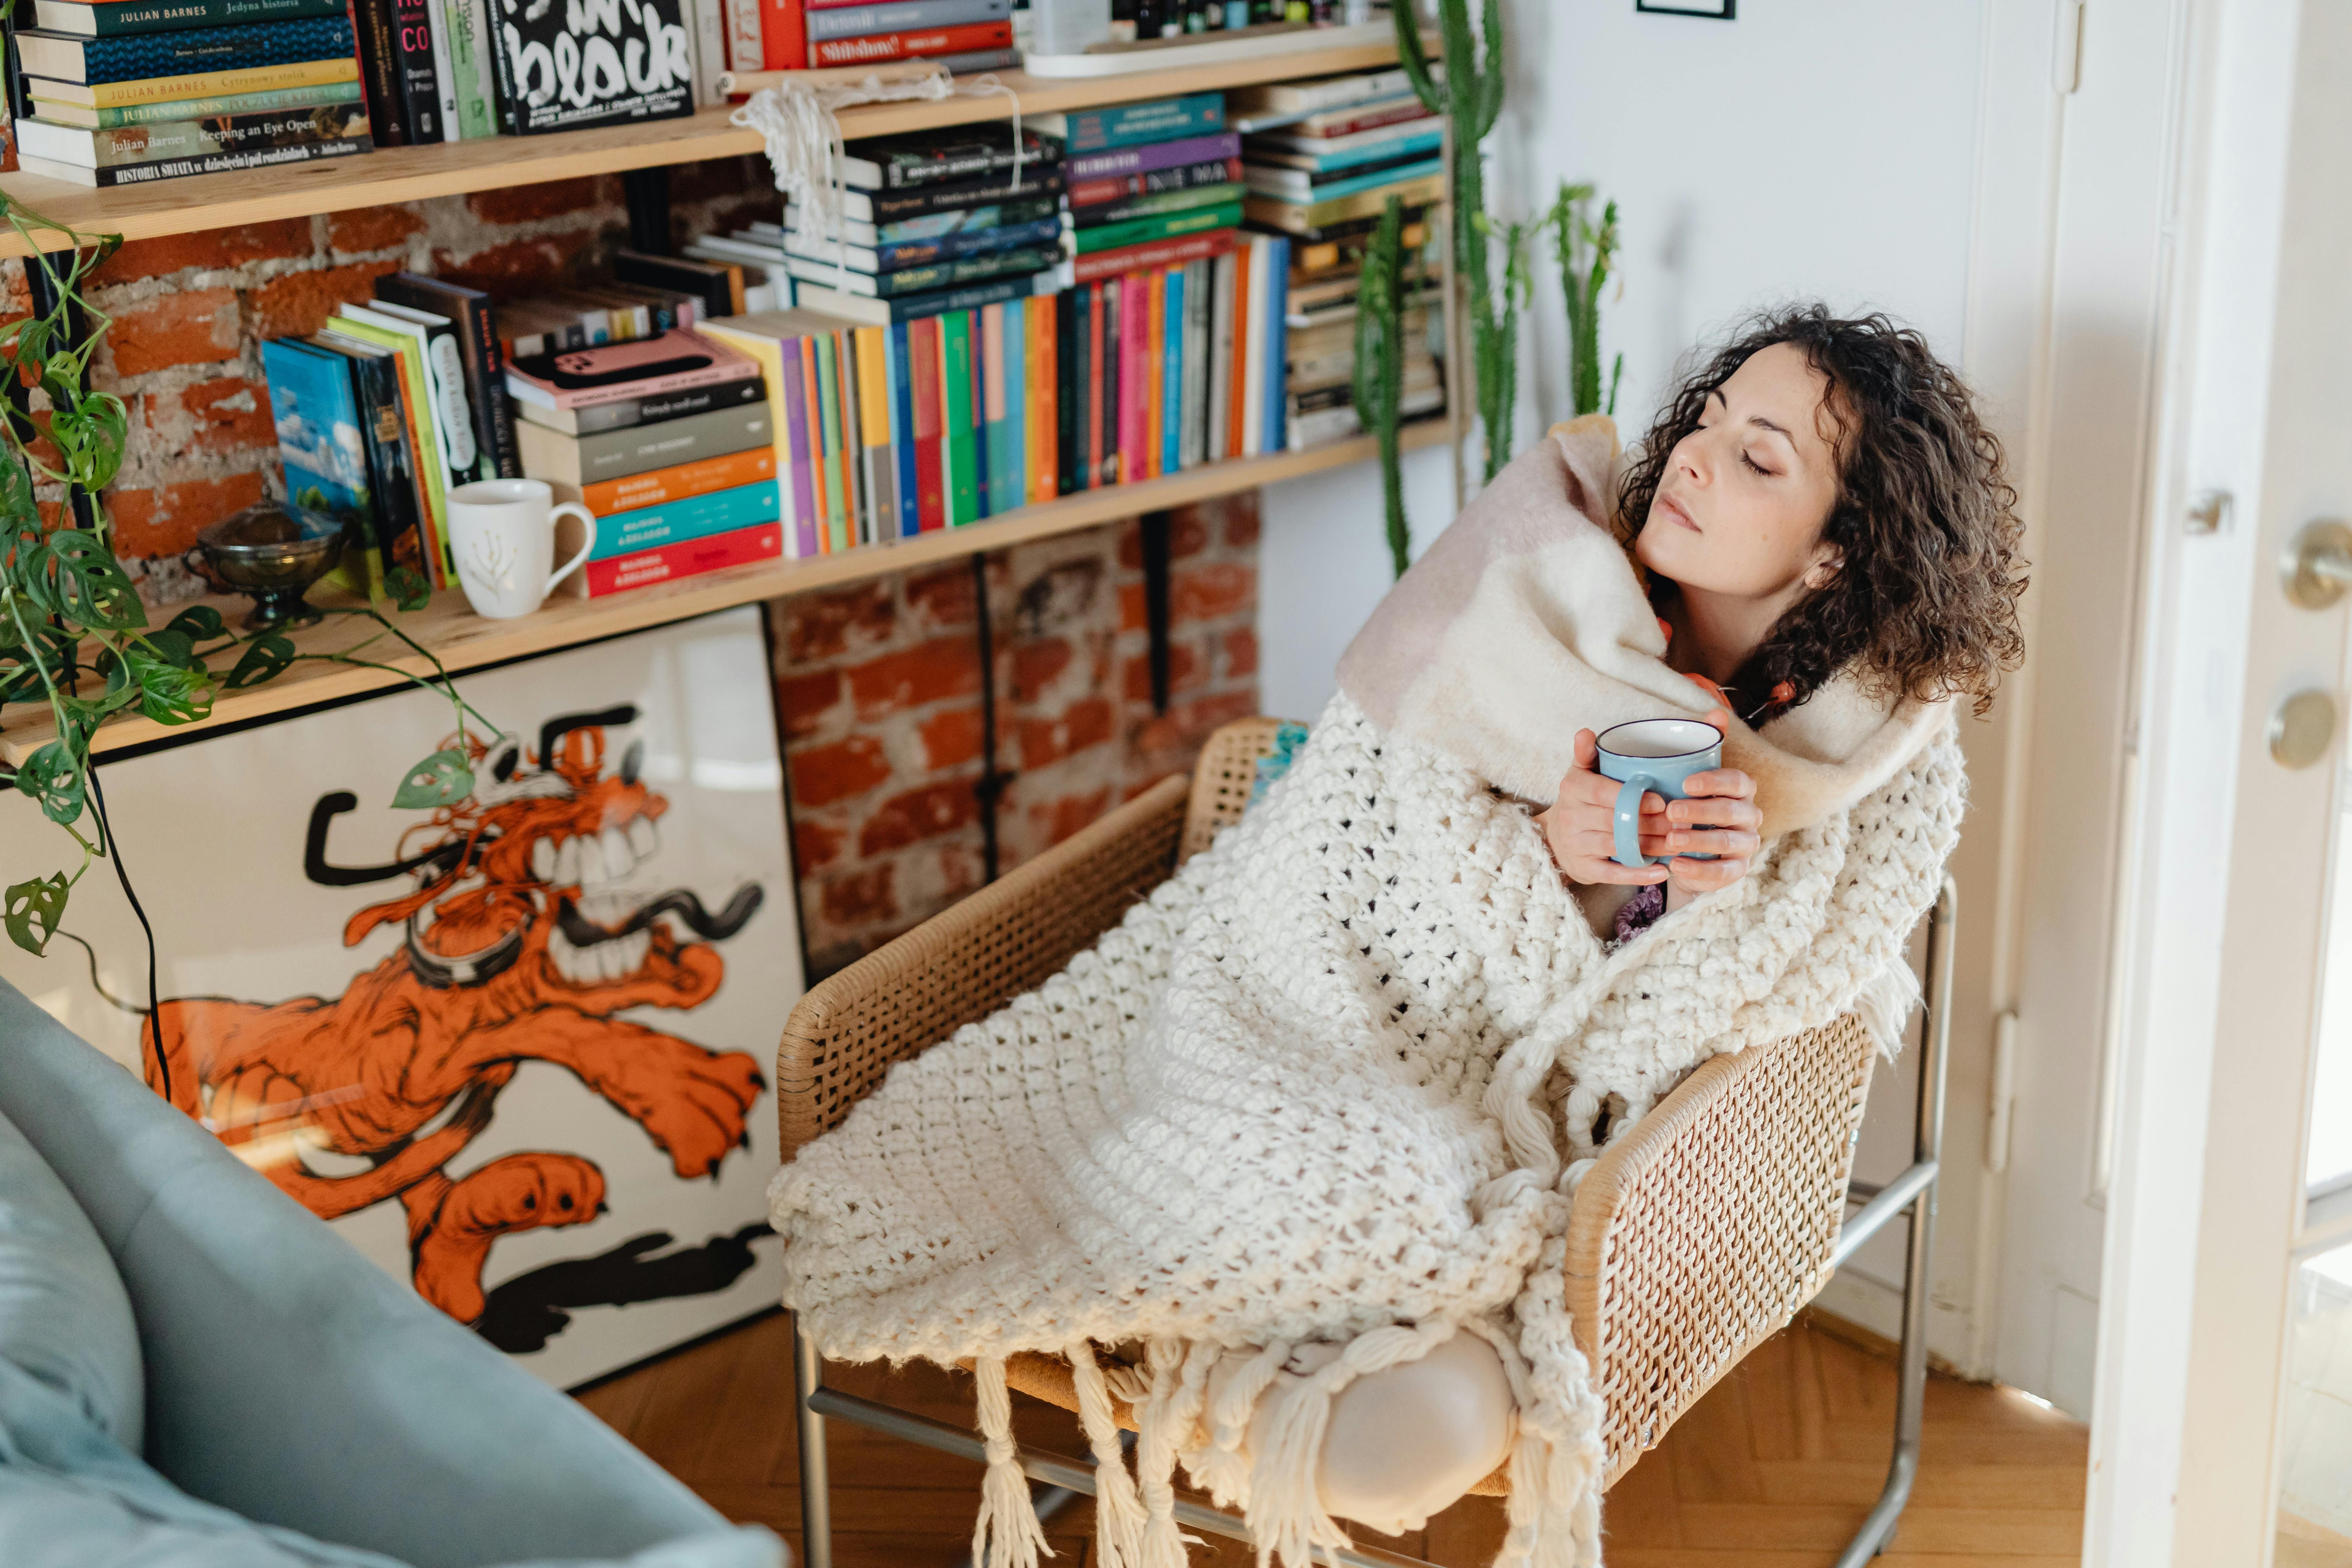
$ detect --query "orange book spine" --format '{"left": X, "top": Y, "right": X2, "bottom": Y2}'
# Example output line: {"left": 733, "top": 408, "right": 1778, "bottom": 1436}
{"left": 800, "top": 338, "right": 830, "bottom": 552}
{"left": 581, "top": 445, "right": 777, "bottom": 516}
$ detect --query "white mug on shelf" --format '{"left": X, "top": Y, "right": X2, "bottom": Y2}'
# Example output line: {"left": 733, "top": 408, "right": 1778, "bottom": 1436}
{"left": 447, "top": 478, "right": 593, "bottom": 619}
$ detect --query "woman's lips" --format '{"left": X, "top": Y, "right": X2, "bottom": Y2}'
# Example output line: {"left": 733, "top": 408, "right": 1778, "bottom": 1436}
{"left": 1659, "top": 493, "right": 1701, "bottom": 532}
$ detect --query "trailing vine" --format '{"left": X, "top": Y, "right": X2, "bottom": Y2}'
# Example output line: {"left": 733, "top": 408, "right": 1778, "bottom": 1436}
{"left": 0, "top": 195, "right": 499, "bottom": 961}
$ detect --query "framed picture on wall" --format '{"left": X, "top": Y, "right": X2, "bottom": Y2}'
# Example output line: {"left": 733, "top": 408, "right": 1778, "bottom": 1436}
{"left": 1636, "top": 0, "right": 1735, "bottom": 16}
{"left": 2, "top": 604, "right": 802, "bottom": 1389}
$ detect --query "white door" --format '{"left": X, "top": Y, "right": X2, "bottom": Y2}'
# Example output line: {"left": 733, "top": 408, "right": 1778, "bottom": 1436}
{"left": 2087, "top": 0, "right": 2352, "bottom": 1562}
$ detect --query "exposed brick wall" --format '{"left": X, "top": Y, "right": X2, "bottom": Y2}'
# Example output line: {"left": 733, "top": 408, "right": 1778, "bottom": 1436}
{"left": 771, "top": 495, "right": 1262, "bottom": 979}
{"left": 5, "top": 157, "right": 779, "bottom": 598}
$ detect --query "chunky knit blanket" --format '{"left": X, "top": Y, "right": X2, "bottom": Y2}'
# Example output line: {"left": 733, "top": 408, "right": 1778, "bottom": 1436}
{"left": 771, "top": 420, "right": 1968, "bottom": 1568}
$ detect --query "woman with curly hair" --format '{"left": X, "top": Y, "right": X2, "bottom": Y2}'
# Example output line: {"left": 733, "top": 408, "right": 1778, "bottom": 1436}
{"left": 773, "top": 305, "right": 2028, "bottom": 1567}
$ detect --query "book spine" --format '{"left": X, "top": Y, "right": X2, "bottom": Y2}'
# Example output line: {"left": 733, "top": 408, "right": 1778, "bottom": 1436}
{"left": 798, "top": 339, "right": 830, "bottom": 551}
{"left": 388, "top": 0, "right": 438, "bottom": 140}
{"left": 1228, "top": 236, "right": 1252, "bottom": 459}
{"left": 461, "top": 294, "right": 517, "bottom": 477}
{"left": 777, "top": 335, "right": 817, "bottom": 558}
{"left": 1206, "top": 249, "right": 1233, "bottom": 463}
{"left": 1065, "top": 131, "right": 1239, "bottom": 182}
{"left": 689, "top": 0, "right": 724, "bottom": 101}
{"left": 758, "top": 0, "right": 803, "bottom": 68}
{"left": 440, "top": 0, "right": 495, "bottom": 136}
{"left": 1031, "top": 293, "right": 1056, "bottom": 505}
{"left": 581, "top": 519, "right": 783, "bottom": 596}
{"left": 861, "top": 214, "right": 1060, "bottom": 270}
{"left": 343, "top": 348, "right": 426, "bottom": 580}
{"left": 423, "top": 0, "right": 458, "bottom": 140}
{"left": 482, "top": 0, "right": 516, "bottom": 131}
{"left": 1055, "top": 90, "right": 1221, "bottom": 153}
{"left": 722, "top": 0, "right": 761, "bottom": 72}
{"left": 1097, "top": 276, "right": 1117, "bottom": 489}
{"left": 978, "top": 301, "right": 1003, "bottom": 516}
{"left": 1071, "top": 202, "right": 1240, "bottom": 257}
{"left": 1148, "top": 267, "right": 1168, "bottom": 479}
{"left": 1118, "top": 272, "right": 1144, "bottom": 484}
{"left": 1065, "top": 156, "right": 1240, "bottom": 209}
{"left": 1069, "top": 229, "right": 1235, "bottom": 285}
{"left": 581, "top": 443, "right": 775, "bottom": 513}
{"left": 888, "top": 321, "right": 918, "bottom": 538}
{"left": 941, "top": 310, "right": 975, "bottom": 525}
{"left": 1263, "top": 235, "right": 1287, "bottom": 452}
{"left": 56, "top": 15, "right": 354, "bottom": 81}
{"left": 855, "top": 325, "right": 892, "bottom": 540}
{"left": 808, "top": 18, "right": 1006, "bottom": 65}
{"left": 70, "top": 56, "right": 357, "bottom": 104}
{"left": 26, "top": 100, "right": 365, "bottom": 163}
{"left": 71, "top": 0, "right": 351, "bottom": 33}
{"left": 963, "top": 308, "right": 986, "bottom": 524}
{"left": 1067, "top": 181, "right": 1241, "bottom": 230}
{"left": 1001, "top": 299, "right": 1024, "bottom": 513}
{"left": 62, "top": 135, "right": 362, "bottom": 182}
{"left": 1296, "top": 99, "right": 1430, "bottom": 138}
{"left": 67, "top": 79, "right": 361, "bottom": 124}
{"left": 349, "top": 0, "right": 405, "bottom": 143}
{"left": 812, "top": 332, "right": 845, "bottom": 552}
{"left": 1177, "top": 259, "right": 1199, "bottom": 469}
{"left": 592, "top": 479, "right": 780, "bottom": 558}
{"left": 1058, "top": 284, "right": 1081, "bottom": 497}
{"left": 802, "top": 0, "right": 1005, "bottom": 37}
{"left": 909, "top": 315, "right": 943, "bottom": 530}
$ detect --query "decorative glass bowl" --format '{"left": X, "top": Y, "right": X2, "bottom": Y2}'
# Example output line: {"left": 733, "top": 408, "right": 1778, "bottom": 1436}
{"left": 196, "top": 501, "right": 349, "bottom": 630}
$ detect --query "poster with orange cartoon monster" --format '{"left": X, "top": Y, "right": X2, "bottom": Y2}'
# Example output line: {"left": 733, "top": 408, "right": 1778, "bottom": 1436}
{"left": 1, "top": 606, "right": 802, "bottom": 1388}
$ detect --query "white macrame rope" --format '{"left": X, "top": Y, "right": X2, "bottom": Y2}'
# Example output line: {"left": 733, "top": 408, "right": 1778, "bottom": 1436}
{"left": 972, "top": 1355, "right": 1053, "bottom": 1568}
{"left": 729, "top": 69, "right": 1027, "bottom": 292}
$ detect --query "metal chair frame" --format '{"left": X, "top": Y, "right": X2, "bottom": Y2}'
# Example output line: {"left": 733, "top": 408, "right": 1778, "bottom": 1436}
{"left": 780, "top": 729, "right": 1956, "bottom": 1568}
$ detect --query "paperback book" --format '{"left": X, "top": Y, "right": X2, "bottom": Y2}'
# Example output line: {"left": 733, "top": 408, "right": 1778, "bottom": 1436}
{"left": 32, "top": 0, "right": 345, "bottom": 34}
{"left": 27, "top": 78, "right": 359, "bottom": 126}
{"left": 16, "top": 131, "right": 362, "bottom": 182}
{"left": 488, "top": 0, "right": 693, "bottom": 133}
{"left": 13, "top": 14, "right": 353, "bottom": 81}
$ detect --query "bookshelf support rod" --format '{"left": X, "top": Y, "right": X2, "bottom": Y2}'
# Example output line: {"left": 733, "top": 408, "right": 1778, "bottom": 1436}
{"left": 1140, "top": 511, "right": 1173, "bottom": 714}
{"left": 620, "top": 166, "right": 673, "bottom": 257}
{"left": 971, "top": 551, "right": 1010, "bottom": 883}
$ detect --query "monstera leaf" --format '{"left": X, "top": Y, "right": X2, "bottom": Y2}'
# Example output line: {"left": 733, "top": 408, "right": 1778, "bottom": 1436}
{"left": 224, "top": 634, "right": 295, "bottom": 690}
{"left": 386, "top": 566, "right": 431, "bottom": 612}
{"left": 393, "top": 746, "right": 474, "bottom": 809}
{"left": 2, "top": 873, "right": 67, "bottom": 957}
{"left": 162, "top": 604, "right": 226, "bottom": 643}
{"left": 13, "top": 739, "right": 84, "bottom": 825}
{"left": 124, "top": 640, "right": 212, "bottom": 724}
{"left": 45, "top": 391, "right": 126, "bottom": 491}
{"left": 26, "top": 529, "right": 144, "bottom": 631}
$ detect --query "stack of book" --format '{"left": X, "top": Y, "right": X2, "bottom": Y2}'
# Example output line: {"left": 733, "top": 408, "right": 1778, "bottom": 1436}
{"left": 1232, "top": 65, "right": 1444, "bottom": 446}
{"left": 9, "top": 0, "right": 369, "bottom": 187}
{"left": 695, "top": 121, "right": 1066, "bottom": 325}
{"left": 1055, "top": 91, "right": 1285, "bottom": 477}
{"left": 508, "top": 330, "right": 784, "bottom": 598}
{"left": 715, "top": 0, "right": 1015, "bottom": 78}
{"left": 259, "top": 272, "right": 518, "bottom": 596}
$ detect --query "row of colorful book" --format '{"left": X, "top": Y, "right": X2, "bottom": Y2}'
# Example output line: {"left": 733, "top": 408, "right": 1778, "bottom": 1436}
{"left": 5, "top": 0, "right": 370, "bottom": 187}
{"left": 1230, "top": 63, "right": 1445, "bottom": 445}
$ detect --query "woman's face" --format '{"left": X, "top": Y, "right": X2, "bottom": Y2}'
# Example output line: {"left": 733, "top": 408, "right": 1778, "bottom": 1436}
{"left": 1635, "top": 341, "right": 1845, "bottom": 600}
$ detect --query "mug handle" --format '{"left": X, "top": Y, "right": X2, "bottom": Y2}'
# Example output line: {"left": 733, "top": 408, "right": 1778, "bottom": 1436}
{"left": 545, "top": 502, "right": 596, "bottom": 596}
{"left": 1612, "top": 773, "right": 1658, "bottom": 868}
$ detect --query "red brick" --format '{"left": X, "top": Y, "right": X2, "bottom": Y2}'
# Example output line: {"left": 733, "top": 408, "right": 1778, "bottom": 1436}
{"left": 788, "top": 734, "right": 891, "bottom": 808}
{"left": 1221, "top": 626, "right": 1259, "bottom": 680}
{"left": 1130, "top": 691, "right": 1261, "bottom": 761}
{"left": 1035, "top": 786, "right": 1111, "bottom": 847}
{"left": 428, "top": 237, "right": 590, "bottom": 299}
{"left": 820, "top": 864, "right": 897, "bottom": 927}
{"left": 1010, "top": 637, "right": 1072, "bottom": 702}
{"left": 776, "top": 668, "right": 842, "bottom": 739}
{"left": 1171, "top": 562, "right": 1254, "bottom": 623}
{"left": 793, "top": 819, "right": 845, "bottom": 872}
{"left": 844, "top": 636, "right": 980, "bottom": 718}
{"left": 935, "top": 843, "right": 983, "bottom": 904}
{"left": 245, "top": 260, "right": 400, "bottom": 343}
{"left": 107, "top": 471, "right": 266, "bottom": 559}
{"left": 918, "top": 705, "right": 985, "bottom": 771}
{"left": 1119, "top": 582, "right": 1147, "bottom": 632}
{"left": 1223, "top": 495, "right": 1261, "bottom": 548}
{"left": 783, "top": 582, "right": 895, "bottom": 662}
{"left": 905, "top": 564, "right": 977, "bottom": 629}
{"left": 1122, "top": 643, "right": 1201, "bottom": 704}
{"left": 106, "top": 288, "right": 239, "bottom": 376}
{"left": 92, "top": 219, "right": 311, "bottom": 285}
{"left": 149, "top": 375, "right": 272, "bottom": 455}
{"left": 1016, "top": 694, "right": 1114, "bottom": 770}
{"left": 859, "top": 779, "right": 980, "bottom": 855}
{"left": 1116, "top": 510, "right": 1207, "bottom": 568}
{"left": 467, "top": 177, "right": 610, "bottom": 226}
{"left": 329, "top": 205, "right": 427, "bottom": 255}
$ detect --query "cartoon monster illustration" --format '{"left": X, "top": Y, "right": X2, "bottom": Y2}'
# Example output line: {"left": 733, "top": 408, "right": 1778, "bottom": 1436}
{"left": 142, "top": 706, "right": 769, "bottom": 1331}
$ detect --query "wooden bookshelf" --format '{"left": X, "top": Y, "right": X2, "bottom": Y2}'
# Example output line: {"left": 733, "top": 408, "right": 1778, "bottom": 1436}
{"left": 0, "top": 420, "right": 1446, "bottom": 764}
{"left": 0, "top": 38, "right": 1414, "bottom": 258}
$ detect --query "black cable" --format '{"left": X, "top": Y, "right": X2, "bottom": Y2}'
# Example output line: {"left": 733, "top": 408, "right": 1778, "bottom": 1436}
{"left": 84, "top": 765, "right": 168, "bottom": 1102}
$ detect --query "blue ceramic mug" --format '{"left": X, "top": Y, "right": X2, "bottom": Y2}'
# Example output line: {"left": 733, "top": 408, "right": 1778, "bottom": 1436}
{"left": 1595, "top": 718, "right": 1726, "bottom": 869}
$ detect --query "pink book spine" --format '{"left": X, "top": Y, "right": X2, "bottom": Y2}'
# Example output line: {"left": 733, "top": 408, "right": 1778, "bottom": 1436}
{"left": 1119, "top": 272, "right": 1147, "bottom": 485}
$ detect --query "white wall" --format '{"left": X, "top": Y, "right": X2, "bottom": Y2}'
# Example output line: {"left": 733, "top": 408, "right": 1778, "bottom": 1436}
{"left": 1256, "top": 0, "right": 2016, "bottom": 1369}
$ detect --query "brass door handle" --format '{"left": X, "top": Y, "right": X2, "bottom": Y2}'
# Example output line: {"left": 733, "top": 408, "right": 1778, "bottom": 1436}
{"left": 2283, "top": 519, "right": 2352, "bottom": 608}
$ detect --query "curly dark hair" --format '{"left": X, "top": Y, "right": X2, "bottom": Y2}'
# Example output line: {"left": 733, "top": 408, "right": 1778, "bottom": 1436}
{"left": 1614, "top": 304, "right": 2027, "bottom": 719}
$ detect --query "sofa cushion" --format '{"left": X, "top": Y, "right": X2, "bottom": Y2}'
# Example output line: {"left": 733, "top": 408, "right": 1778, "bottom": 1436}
{"left": 0, "top": 1355, "right": 785, "bottom": 1568}
{"left": 0, "top": 1094, "right": 141, "bottom": 1451}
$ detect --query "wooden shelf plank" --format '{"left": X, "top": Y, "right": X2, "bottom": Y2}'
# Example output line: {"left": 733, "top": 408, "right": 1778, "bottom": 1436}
{"left": 0, "top": 419, "right": 1447, "bottom": 764}
{"left": 0, "top": 39, "right": 1412, "bottom": 257}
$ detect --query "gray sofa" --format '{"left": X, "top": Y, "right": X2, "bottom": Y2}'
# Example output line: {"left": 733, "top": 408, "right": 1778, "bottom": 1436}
{"left": 0, "top": 975, "right": 783, "bottom": 1568}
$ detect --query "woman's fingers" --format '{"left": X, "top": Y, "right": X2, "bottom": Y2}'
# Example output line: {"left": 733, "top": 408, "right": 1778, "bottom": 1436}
{"left": 1573, "top": 728, "right": 1599, "bottom": 770}
{"left": 1668, "top": 855, "right": 1749, "bottom": 893}
{"left": 1680, "top": 767, "right": 1756, "bottom": 800}
{"left": 1568, "top": 857, "right": 1670, "bottom": 886}
{"left": 1659, "top": 828, "right": 1760, "bottom": 859}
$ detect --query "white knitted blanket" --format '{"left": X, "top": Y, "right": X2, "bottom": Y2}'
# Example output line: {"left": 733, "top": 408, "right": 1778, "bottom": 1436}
{"left": 771, "top": 421, "right": 1968, "bottom": 1568}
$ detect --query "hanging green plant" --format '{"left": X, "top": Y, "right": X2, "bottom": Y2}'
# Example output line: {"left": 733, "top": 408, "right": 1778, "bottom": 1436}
{"left": 0, "top": 194, "right": 498, "bottom": 959}
{"left": 1395, "top": 0, "right": 1520, "bottom": 484}
{"left": 1550, "top": 181, "right": 1624, "bottom": 419}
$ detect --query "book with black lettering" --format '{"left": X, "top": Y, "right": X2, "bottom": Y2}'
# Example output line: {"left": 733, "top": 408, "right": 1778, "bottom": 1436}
{"left": 1055, "top": 283, "right": 1078, "bottom": 496}
{"left": 511, "top": 374, "right": 765, "bottom": 438}
{"left": 487, "top": 0, "right": 690, "bottom": 134}
{"left": 372, "top": 271, "right": 519, "bottom": 479}
{"left": 14, "top": 98, "right": 367, "bottom": 168}
{"left": 348, "top": 0, "right": 404, "bottom": 143}
{"left": 16, "top": 126, "right": 361, "bottom": 181}
{"left": 840, "top": 165, "right": 1064, "bottom": 224}
{"left": 387, "top": 0, "right": 434, "bottom": 139}
{"left": 613, "top": 248, "right": 737, "bottom": 318}
{"left": 306, "top": 330, "right": 427, "bottom": 581}
{"left": 839, "top": 122, "right": 1061, "bottom": 191}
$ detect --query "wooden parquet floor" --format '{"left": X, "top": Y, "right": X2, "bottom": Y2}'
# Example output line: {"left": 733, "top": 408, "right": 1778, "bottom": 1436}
{"left": 576, "top": 1309, "right": 2089, "bottom": 1567}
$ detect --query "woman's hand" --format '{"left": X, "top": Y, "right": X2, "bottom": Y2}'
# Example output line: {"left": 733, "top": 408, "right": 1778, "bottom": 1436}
{"left": 1533, "top": 707, "right": 1764, "bottom": 906}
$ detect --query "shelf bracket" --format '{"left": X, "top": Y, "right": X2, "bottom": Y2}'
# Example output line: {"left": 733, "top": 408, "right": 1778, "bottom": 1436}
{"left": 620, "top": 166, "right": 673, "bottom": 256}
{"left": 970, "top": 552, "right": 1012, "bottom": 882}
{"left": 1140, "top": 511, "right": 1172, "bottom": 714}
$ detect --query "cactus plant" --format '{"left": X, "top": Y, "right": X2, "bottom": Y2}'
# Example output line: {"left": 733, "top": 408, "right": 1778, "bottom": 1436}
{"left": 1353, "top": 196, "right": 1410, "bottom": 578}
{"left": 1395, "top": 0, "right": 1517, "bottom": 483}
{"left": 1550, "top": 181, "right": 1624, "bottom": 418}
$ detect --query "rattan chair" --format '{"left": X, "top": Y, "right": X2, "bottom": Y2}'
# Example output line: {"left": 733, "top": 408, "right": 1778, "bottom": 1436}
{"left": 777, "top": 717, "right": 1956, "bottom": 1568}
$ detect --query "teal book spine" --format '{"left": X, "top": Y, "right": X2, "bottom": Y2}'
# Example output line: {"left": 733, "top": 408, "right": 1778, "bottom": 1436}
{"left": 45, "top": 14, "right": 355, "bottom": 83}
{"left": 1055, "top": 91, "right": 1224, "bottom": 153}
{"left": 45, "top": 0, "right": 345, "bottom": 36}
{"left": 1161, "top": 266, "right": 1182, "bottom": 477}
{"left": 1003, "top": 303, "right": 1025, "bottom": 516}
{"left": 941, "top": 312, "right": 977, "bottom": 526}
{"left": 592, "top": 480, "right": 782, "bottom": 559}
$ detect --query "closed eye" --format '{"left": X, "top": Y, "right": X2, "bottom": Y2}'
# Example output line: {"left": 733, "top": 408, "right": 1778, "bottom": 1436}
{"left": 1741, "top": 450, "right": 1776, "bottom": 476}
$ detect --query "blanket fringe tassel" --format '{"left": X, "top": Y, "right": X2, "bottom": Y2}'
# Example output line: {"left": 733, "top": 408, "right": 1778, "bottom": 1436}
{"left": 1070, "top": 1340, "right": 1152, "bottom": 1568}
{"left": 972, "top": 1355, "right": 1053, "bottom": 1568}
